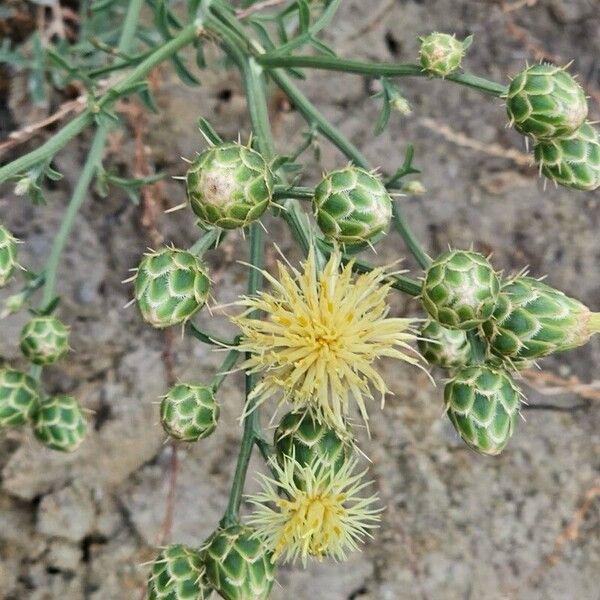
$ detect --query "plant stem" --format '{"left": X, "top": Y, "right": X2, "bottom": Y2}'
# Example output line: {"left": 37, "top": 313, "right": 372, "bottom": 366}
{"left": 187, "top": 323, "right": 240, "bottom": 348}
{"left": 258, "top": 55, "right": 508, "bottom": 97}
{"left": 273, "top": 185, "right": 314, "bottom": 201}
{"left": 210, "top": 348, "right": 242, "bottom": 392}
{"left": 392, "top": 202, "right": 431, "bottom": 270}
{"left": 188, "top": 228, "right": 222, "bottom": 256}
{"left": 0, "top": 22, "right": 200, "bottom": 184}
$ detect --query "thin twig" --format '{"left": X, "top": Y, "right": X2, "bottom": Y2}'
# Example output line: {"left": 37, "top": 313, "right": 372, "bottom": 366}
{"left": 235, "top": 0, "right": 288, "bottom": 19}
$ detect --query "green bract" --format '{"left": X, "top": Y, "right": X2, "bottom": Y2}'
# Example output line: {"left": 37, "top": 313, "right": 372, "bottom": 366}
{"left": 160, "top": 384, "right": 219, "bottom": 442}
{"left": 506, "top": 63, "right": 587, "bottom": 141}
{"left": 148, "top": 544, "right": 212, "bottom": 600}
{"left": 482, "top": 276, "right": 600, "bottom": 361}
{"left": 421, "top": 250, "right": 500, "bottom": 330}
{"left": 0, "top": 224, "right": 18, "bottom": 287}
{"left": 134, "top": 247, "right": 210, "bottom": 329}
{"left": 274, "top": 410, "right": 350, "bottom": 487}
{"left": 312, "top": 166, "right": 392, "bottom": 247}
{"left": 33, "top": 395, "right": 87, "bottom": 452}
{"left": 418, "top": 32, "right": 471, "bottom": 77}
{"left": 20, "top": 315, "right": 70, "bottom": 365}
{"left": 0, "top": 369, "right": 39, "bottom": 428}
{"left": 534, "top": 122, "right": 600, "bottom": 191}
{"left": 418, "top": 320, "right": 471, "bottom": 369}
{"left": 203, "top": 524, "right": 275, "bottom": 600}
{"left": 186, "top": 143, "right": 274, "bottom": 230}
{"left": 444, "top": 365, "right": 521, "bottom": 456}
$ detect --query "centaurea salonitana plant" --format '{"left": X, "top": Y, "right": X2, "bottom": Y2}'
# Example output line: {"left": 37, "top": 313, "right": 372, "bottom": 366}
{"left": 2, "top": 0, "right": 600, "bottom": 596}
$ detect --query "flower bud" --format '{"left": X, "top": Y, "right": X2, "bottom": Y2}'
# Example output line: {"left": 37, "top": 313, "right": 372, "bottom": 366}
{"left": 482, "top": 276, "right": 600, "bottom": 361}
{"left": 313, "top": 166, "right": 392, "bottom": 247}
{"left": 533, "top": 122, "right": 600, "bottom": 191}
{"left": 0, "top": 368, "right": 39, "bottom": 428}
{"left": 506, "top": 63, "right": 587, "bottom": 141}
{"left": 419, "top": 32, "right": 472, "bottom": 77}
{"left": 421, "top": 250, "right": 500, "bottom": 330}
{"left": 444, "top": 365, "right": 521, "bottom": 455}
{"left": 134, "top": 247, "right": 210, "bottom": 329}
{"left": 186, "top": 143, "right": 274, "bottom": 230}
{"left": 160, "top": 384, "right": 219, "bottom": 442}
{"left": 418, "top": 320, "right": 471, "bottom": 370}
{"left": 147, "top": 544, "right": 212, "bottom": 600}
{"left": 203, "top": 524, "right": 275, "bottom": 600}
{"left": 274, "top": 410, "right": 350, "bottom": 488}
{"left": 20, "top": 315, "right": 70, "bottom": 365}
{"left": 33, "top": 395, "right": 87, "bottom": 452}
{"left": 0, "top": 224, "right": 18, "bottom": 287}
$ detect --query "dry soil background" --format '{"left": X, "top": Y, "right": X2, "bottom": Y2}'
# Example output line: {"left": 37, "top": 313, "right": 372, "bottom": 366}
{"left": 1, "top": 0, "right": 600, "bottom": 599}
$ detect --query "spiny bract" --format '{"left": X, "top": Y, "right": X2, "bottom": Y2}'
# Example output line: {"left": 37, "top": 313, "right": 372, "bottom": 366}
{"left": 0, "top": 368, "right": 39, "bottom": 428}
{"left": 312, "top": 166, "right": 393, "bottom": 247}
{"left": 20, "top": 315, "right": 70, "bottom": 365}
{"left": 506, "top": 63, "right": 588, "bottom": 141}
{"left": 186, "top": 142, "right": 274, "bottom": 230}
{"left": 533, "top": 122, "right": 600, "bottom": 191}
{"left": 418, "top": 320, "right": 472, "bottom": 369}
{"left": 444, "top": 365, "right": 521, "bottom": 456}
{"left": 482, "top": 276, "right": 600, "bottom": 361}
{"left": 203, "top": 524, "right": 275, "bottom": 600}
{"left": 147, "top": 544, "right": 212, "bottom": 600}
{"left": 274, "top": 409, "right": 350, "bottom": 488}
{"left": 160, "top": 384, "right": 219, "bottom": 442}
{"left": 421, "top": 250, "right": 500, "bottom": 330}
{"left": 418, "top": 32, "right": 471, "bottom": 77}
{"left": 0, "top": 224, "right": 18, "bottom": 287}
{"left": 33, "top": 395, "right": 87, "bottom": 452}
{"left": 134, "top": 247, "right": 210, "bottom": 329}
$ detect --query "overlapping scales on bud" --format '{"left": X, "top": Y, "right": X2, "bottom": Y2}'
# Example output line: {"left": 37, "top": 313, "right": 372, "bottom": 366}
{"left": 533, "top": 122, "right": 600, "bottom": 191}
{"left": 444, "top": 365, "right": 521, "bottom": 456}
{"left": 20, "top": 315, "right": 69, "bottom": 365}
{"left": 274, "top": 410, "right": 350, "bottom": 488}
{"left": 33, "top": 395, "right": 87, "bottom": 452}
{"left": 134, "top": 247, "right": 210, "bottom": 329}
{"left": 482, "top": 276, "right": 600, "bottom": 361}
{"left": 506, "top": 63, "right": 587, "bottom": 141}
{"left": 418, "top": 320, "right": 471, "bottom": 370}
{"left": 160, "top": 384, "right": 219, "bottom": 442}
{"left": 418, "top": 32, "right": 472, "bottom": 77}
{"left": 203, "top": 524, "right": 275, "bottom": 600}
{"left": 0, "top": 224, "right": 18, "bottom": 287}
{"left": 186, "top": 142, "right": 274, "bottom": 230}
{"left": 0, "top": 369, "right": 39, "bottom": 428}
{"left": 421, "top": 250, "right": 500, "bottom": 330}
{"left": 147, "top": 544, "right": 212, "bottom": 600}
{"left": 312, "top": 166, "right": 392, "bottom": 247}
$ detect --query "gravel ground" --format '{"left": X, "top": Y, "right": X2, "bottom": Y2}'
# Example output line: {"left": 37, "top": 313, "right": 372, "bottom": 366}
{"left": 1, "top": 1, "right": 599, "bottom": 599}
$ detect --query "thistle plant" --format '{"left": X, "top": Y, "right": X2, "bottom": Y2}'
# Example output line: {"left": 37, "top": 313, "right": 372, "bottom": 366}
{"left": 2, "top": 0, "right": 600, "bottom": 597}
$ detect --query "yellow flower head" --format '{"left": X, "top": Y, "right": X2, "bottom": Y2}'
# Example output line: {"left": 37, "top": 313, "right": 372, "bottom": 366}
{"left": 247, "top": 455, "right": 381, "bottom": 566}
{"left": 231, "top": 248, "right": 421, "bottom": 432}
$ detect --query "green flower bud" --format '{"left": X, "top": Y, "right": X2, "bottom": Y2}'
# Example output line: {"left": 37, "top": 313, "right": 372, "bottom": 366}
{"left": 186, "top": 143, "right": 274, "bottom": 230}
{"left": 20, "top": 315, "right": 70, "bottom": 365}
{"left": 134, "top": 247, "right": 210, "bottom": 329}
{"left": 0, "top": 225, "right": 18, "bottom": 287}
{"left": 418, "top": 320, "right": 471, "bottom": 370}
{"left": 418, "top": 32, "right": 472, "bottom": 77}
{"left": 274, "top": 410, "right": 350, "bottom": 488}
{"left": 482, "top": 276, "right": 600, "bottom": 361}
{"left": 506, "top": 63, "right": 587, "bottom": 141}
{"left": 203, "top": 524, "right": 275, "bottom": 600}
{"left": 313, "top": 166, "right": 392, "bottom": 247}
{"left": 444, "top": 365, "right": 521, "bottom": 456}
{"left": 33, "top": 395, "right": 87, "bottom": 452}
{"left": 0, "top": 369, "right": 39, "bottom": 428}
{"left": 534, "top": 122, "right": 600, "bottom": 191}
{"left": 421, "top": 250, "right": 500, "bottom": 331}
{"left": 160, "top": 384, "right": 219, "bottom": 442}
{"left": 148, "top": 544, "right": 212, "bottom": 600}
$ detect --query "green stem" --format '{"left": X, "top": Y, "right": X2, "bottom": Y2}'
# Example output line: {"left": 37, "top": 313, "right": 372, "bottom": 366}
{"left": 273, "top": 185, "right": 314, "bottom": 202}
{"left": 0, "top": 22, "right": 199, "bottom": 184}
{"left": 210, "top": 348, "right": 242, "bottom": 392}
{"left": 187, "top": 323, "right": 240, "bottom": 348}
{"left": 392, "top": 202, "right": 431, "bottom": 270}
{"left": 188, "top": 228, "right": 222, "bottom": 256}
{"left": 467, "top": 330, "right": 487, "bottom": 364}
{"left": 258, "top": 55, "right": 508, "bottom": 97}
